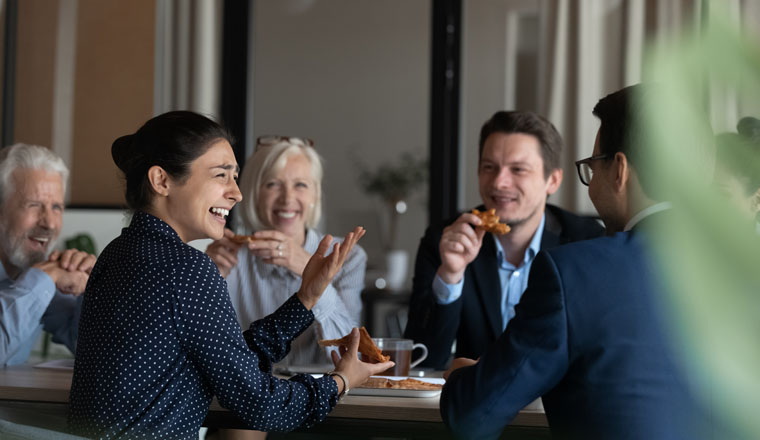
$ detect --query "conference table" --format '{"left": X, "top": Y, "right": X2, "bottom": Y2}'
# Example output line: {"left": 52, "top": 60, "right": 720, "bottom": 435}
{"left": 0, "top": 364, "right": 549, "bottom": 439}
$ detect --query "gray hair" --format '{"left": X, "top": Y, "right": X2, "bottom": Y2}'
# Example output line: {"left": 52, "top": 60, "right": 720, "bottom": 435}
{"left": 0, "top": 143, "right": 69, "bottom": 207}
{"left": 238, "top": 140, "right": 323, "bottom": 232}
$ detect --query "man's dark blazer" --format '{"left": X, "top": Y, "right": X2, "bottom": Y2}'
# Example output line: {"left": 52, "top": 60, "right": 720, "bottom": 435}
{"left": 440, "top": 214, "right": 700, "bottom": 440}
{"left": 404, "top": 204, "right": 604, "bottom": 369}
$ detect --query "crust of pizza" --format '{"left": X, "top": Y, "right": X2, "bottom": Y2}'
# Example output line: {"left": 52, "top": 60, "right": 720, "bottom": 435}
{"left": 318, "top": 326, "right": 391, "bottom": 363}
{"left": 358, "top": 377, "right": 442, "bottom": 390}
{"left": 229, "top": 234, "right": 256, "bottom": 245}
{"left": 472, "top": 208, "right": 511, "bottom": 235}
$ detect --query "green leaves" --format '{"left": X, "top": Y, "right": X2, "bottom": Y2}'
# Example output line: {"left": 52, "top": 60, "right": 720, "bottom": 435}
{"left": 358, "top": 152, "right": 428, "bottom": 204}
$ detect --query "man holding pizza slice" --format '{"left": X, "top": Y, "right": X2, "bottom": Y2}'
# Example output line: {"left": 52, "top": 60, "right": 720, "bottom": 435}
{"left": 441, "top": 84, "right": 705, "bottom": 440}
{"left": 405, "top": 111, "right": 604, "bottom": 369}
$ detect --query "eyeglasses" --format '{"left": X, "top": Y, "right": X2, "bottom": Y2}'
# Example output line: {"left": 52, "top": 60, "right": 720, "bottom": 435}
{"left": 255, "top": 135, "right": 315, "bottom": 151}
{"left": 574, "top": 153, "right": 612, "bottom": 186}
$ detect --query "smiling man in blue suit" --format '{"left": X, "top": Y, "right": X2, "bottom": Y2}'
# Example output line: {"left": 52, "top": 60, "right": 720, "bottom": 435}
{"left": 440, "top": 84, "right": 705, "bottom": 440}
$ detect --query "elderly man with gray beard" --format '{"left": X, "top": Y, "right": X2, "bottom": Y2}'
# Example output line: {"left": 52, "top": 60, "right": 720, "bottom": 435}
{"left": 0, "top": 143, "right": 96, "bottom": 366}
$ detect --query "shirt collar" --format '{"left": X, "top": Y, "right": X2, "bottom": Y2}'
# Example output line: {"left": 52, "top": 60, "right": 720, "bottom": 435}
{"left": 623, "top": 201, "right": 673, "bottom": 231}
{"left": 494, "top": 213, "right": 546, "bottom": 268}
{"left": 129, "top": 211, "right": 183, "bottom": 242}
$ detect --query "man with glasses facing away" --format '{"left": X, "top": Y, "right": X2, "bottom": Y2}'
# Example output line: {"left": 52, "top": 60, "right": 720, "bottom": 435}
{"left": 405, "top": 111, "right": 604, "bottom": 370}
{"left": 440, "top": 84, "right": 702, "bottom": 440}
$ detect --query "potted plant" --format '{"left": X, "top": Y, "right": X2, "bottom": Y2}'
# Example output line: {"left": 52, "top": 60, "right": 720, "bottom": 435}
{"left": 359, "top": 152, "right": 427, "bottom": 290}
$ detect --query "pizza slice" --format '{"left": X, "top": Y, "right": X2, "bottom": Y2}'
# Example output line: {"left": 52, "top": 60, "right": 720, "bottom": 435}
{"left": 472, "top": 208, "right": 511, "bottom": 235}
{"left": 229, "top": 234, "right": 256, "bottom": 245}
{"left": 318, "top": 326, "right": 391, "bottom": 363}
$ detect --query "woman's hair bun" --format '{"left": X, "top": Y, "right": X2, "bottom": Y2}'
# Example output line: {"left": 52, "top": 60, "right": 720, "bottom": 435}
{"left": 111, "top": 134, "right": 137, "bottom": 173}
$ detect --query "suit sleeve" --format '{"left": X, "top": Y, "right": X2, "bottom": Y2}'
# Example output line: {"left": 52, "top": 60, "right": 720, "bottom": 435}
{"left": 404, "top": 224, "right": 463, "bottom": 369}
{"left": 41, "top": 292, "right": 81, "bottom": 354}
{"left": 440, "top": 250, "right": 570, "bottom": 439}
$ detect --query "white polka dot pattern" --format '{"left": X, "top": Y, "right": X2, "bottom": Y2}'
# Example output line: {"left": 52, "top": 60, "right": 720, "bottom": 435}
{"left": 68, "top": 211, "right": 339, "bottom": 439}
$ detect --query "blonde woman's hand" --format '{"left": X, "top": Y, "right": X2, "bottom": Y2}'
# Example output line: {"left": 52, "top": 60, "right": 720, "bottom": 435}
{"left": 205, "top": 229, "right": 243, "bottom": 278}
{"left": 249, "top": 229, "right": 311, "bottom": 276}
{"left": 296, "top": 226, "right": 365, "bottom": 310}
{"left": 329, "top": 328, "right": 395, "bottom": 393}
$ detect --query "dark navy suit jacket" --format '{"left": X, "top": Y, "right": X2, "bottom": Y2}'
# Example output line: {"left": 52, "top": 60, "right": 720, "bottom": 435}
{"left": 405, "top": 204, "right": 604, "bottom": 369}
{"left": 440, "top": 216, "right": 700, "bottom": 440}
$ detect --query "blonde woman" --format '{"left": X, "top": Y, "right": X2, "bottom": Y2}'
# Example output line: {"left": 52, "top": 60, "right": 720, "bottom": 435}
{"left": 206, "top": 136, "right": 366, "bottom": 366}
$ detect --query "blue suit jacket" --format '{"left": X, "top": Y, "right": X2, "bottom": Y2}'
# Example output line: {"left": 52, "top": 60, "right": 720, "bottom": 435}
{"left": 440, "top": 219, "right": 700, "bottom": 440}
{"left": 405, "top": 204, "right": 604, "bottom": 369}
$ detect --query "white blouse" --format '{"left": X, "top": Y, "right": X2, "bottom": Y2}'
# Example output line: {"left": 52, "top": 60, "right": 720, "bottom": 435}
{"left": 225, "top": 228, "right": 366, "bottom": 365}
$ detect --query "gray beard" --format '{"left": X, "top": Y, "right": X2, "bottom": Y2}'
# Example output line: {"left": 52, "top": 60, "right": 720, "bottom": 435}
{"left": 0, "top": 223, "right": 49, "bottom": 274}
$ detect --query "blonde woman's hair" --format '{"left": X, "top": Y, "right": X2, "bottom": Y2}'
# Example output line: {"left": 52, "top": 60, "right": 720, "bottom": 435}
{"left": 238, "top": 140, "right": 323, "bottom": 232}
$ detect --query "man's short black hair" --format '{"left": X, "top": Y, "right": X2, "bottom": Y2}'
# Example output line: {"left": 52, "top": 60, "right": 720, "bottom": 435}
{"left": 592, "top": 84, "right": 656, "bottom": 197}
{"left": 478, "top": 111, "right": 563, "bottom": 178}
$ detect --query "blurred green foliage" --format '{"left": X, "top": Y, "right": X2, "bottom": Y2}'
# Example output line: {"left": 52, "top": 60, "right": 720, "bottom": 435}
{"left": 358, "top": 152, "right": 428, "bottom": 205}
{"left": 642, "top": 5, "right": 760, "bottom": 439}
{"left": 65, "top": 233, "right": 97, "bottom": 256}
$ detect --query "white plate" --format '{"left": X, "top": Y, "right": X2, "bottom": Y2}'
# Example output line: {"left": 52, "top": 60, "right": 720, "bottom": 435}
{"left": 350, "top": 376, "right": 445, "bottom": 398}
{"left": 34, "top": 358, "right": 75, "bottom": 370}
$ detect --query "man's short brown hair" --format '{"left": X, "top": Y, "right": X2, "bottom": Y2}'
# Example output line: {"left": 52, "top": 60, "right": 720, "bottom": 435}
{"left": 478, "top": 111, "right": 563, "bottom": 178}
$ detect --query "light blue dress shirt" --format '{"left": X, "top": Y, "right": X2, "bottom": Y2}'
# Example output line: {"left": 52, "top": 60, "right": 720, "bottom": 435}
{"left": 0, "top": 262, "right": 80, "bottom": 365}
{"left": 433, "top": 214, "right": 546, "bottom": 330}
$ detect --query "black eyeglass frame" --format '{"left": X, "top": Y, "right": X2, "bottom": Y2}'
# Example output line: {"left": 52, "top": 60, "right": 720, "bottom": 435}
{"left": 574, "top": 153, "right": 613, "bottom": 186}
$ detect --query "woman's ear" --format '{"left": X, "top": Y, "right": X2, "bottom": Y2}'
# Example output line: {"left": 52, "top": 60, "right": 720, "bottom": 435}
{"left": 147, "top": 165, "right": 171, "bottom": 197}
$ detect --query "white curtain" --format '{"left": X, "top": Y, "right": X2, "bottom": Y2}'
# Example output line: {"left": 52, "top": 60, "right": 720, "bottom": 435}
{"left": 709, "top": 0, "right": 760, "bottom": 133}
{"left": 535, "top": 0, "right": 703, "bottom": 213}
{"left": 153, "top": 0, "right": 223, "bottom": 118}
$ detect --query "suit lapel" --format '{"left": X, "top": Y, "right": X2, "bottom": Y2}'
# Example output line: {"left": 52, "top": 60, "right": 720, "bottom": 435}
{"left": 471, "top": 234, "right": 504, "bottom": 339}
{"left": 540, "top": 205, "right": 562, "bottom": 250}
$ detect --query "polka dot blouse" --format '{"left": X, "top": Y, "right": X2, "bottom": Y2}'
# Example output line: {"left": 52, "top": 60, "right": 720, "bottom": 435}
{"left": 68, "top": 211, "right": 339, "bottom": 439}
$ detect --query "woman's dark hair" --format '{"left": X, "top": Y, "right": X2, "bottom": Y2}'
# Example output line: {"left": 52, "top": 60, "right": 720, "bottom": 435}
{"left": 112, "top": 111, "right": 233, "bottom": 211}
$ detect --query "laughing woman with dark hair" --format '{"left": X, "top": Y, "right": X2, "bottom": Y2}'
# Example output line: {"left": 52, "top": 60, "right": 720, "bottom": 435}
{"left": 67, "top": 111, "right": 392, "bottom": 439}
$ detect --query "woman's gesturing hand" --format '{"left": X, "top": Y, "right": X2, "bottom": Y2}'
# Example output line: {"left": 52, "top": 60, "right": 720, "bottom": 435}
{"left": 329, "top": 328, "right": 395, "bottom": 394}
{"left": 297, "top": 226, "right": 365, "bottom": 310}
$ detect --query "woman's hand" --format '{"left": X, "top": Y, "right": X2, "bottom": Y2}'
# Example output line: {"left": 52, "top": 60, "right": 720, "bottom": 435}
{"left": 205, "top": 229, "right": 243, "bottom": 278}
{"left": 249, "top": 230, "right": 312, "bottom": 276}
{"left": 296, "top": 226, "right": 365, "bottom": 310}
{"left": 330, "top": 328, "right": 395, "bottom": 394}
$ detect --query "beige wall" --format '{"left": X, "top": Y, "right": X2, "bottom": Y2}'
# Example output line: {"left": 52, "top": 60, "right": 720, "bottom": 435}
{"left": 253, "top": 0, "right": 431, "bottom": 280}
{"left": 12, "top": 0, "right": 155, "bottom": 205}
{"left": 14, "top": 0, "right": 59, "bottom": 147}
{"left": 70, "top": 0, "right": 155, "bottom": 205}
